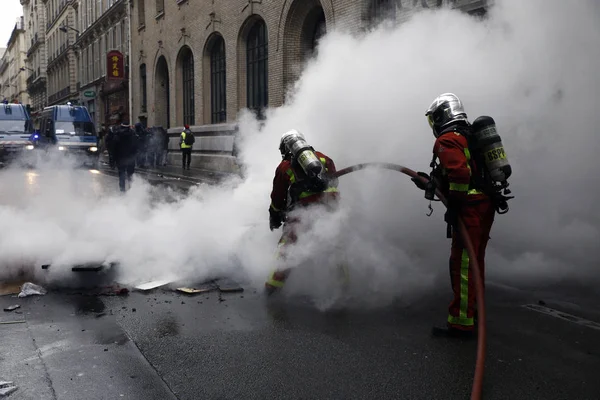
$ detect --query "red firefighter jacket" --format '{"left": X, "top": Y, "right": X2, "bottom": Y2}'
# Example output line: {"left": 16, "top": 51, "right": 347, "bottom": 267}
{"left": 433, "top": 130, "right": 487, "bottom": 204}
{"left": 270, "top": 151, "right": 340, "bottom": 213}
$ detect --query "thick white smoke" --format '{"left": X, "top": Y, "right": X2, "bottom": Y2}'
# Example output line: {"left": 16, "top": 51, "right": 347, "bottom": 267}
{"left": 1, "top": 0, "right": 598, "bottom": 307}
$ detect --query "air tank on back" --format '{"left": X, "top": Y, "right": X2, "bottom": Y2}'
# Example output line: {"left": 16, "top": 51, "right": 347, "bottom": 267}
{"left": 282, "top": 131, "right": 324, "bottom": 179}
{"left": 470, "top": 116, "right": 512, "bottom": 187}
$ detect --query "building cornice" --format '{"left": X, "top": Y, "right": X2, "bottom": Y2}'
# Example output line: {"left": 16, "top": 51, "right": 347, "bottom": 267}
{"left": 46, "top": 0, "right": 77, "bottom": 33}
{"left": 26, "top": 33, "right": 45, "bottom": 58}
{"left": 7, "top": 26, "right": 25, "bottom": 49}
{"left": 47, "top": 47, "right": 73, "bottom": 70}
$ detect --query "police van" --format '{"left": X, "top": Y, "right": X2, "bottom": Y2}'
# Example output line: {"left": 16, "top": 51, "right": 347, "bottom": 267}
{"left": 0, "top": 102, "right": 37, "bottom": 165}
{"left": 38, "top": 103, "right": 99, "bottom": 167}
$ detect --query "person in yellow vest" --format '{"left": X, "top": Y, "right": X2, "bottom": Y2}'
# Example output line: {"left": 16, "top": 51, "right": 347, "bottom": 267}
{"left": 179, "top": 124, "right": 194, "bottom": 170}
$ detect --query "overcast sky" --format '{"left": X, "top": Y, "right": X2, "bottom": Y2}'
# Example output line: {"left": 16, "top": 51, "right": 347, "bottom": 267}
{"left": 0, "top": 0, "right": 24, "bottom": 49}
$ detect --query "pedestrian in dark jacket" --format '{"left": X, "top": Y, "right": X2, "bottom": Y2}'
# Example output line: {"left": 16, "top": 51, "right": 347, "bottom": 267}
{"left": 112, "top": 120, "right": 138, "bottom": 192}
{"left": 105, "top": 126, "right": 116, "bottom": 169}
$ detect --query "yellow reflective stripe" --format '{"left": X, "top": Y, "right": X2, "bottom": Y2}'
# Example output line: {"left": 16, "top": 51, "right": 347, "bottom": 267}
{"left": 468, "top": 189, "right": 483, "bottom": 195}
{"left": 459, "top": 249, "right": 469, "bottom": 321}
{"left": 449, "top": 182, "right": 469, "bottom": 192}
{"left": 270, "top": 203, "right": 281, "bottom": 212}
{"left": 463, "top": 148, "right": 472, "bottom": 175}
{"left": 266, "top": 273, "right": 285, "bottom": 288}
{"left": 285, "top": 169, "right": 296, "bottom": 184}
{"left": 319, "top": 157, "right": 330, "bottom": 172}
{"left": 464, "top": 148, "right": 471, "bottom": 161}
{"left": 448, "top": 249, "right": 474, "bottom": 327}
{"left": 448, "top": 314, "right": 474, "bottom": 326}
{"left": 298, "top": 187, "right": 339, "bottom": 199}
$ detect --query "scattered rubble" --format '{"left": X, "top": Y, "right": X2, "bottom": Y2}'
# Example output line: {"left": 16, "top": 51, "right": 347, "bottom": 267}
{"left": 0, "top": 380, "right": 17, "bottom": 397}
{"left": 18, "top": 283, "right": 46, "bottom": 298}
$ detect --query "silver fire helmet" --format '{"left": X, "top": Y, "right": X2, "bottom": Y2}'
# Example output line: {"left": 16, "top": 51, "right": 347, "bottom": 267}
{"left": 279, "top": 129, "right": 306, "bottom": 158}
{"left": 425, "top": 93, "right": 469, "bottom": 138}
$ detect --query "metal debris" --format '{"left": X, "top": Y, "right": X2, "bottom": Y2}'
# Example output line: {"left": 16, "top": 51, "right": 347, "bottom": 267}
{"left": 0, "top": 380, "right": 18, "bottom": 397}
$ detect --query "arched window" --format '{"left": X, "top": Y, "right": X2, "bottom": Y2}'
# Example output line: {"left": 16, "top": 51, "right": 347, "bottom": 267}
{"left": 369, "top": 0, "right": 396, "bottom": 24}
{"left": 246, "top": 19, "right": 268, "bottom": 117}
{"left": 311, "top": 11, "right": 326, "bottom": 52}
{"left": 138, "top": 0, "right": 146, "bottom": 27}
{"left": 155, "top": 55, "right": 170, "bottom": 129}
{"left": 210, "top": 36, "right": 226, "bottom": 124}
{"left": 180, "top": 48, "right": 195, "bottom": 126}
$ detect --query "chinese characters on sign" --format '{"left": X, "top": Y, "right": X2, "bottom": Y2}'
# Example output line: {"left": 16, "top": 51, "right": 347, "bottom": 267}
{"left": 106, "top": 50, "right": 124, "bottom": 81}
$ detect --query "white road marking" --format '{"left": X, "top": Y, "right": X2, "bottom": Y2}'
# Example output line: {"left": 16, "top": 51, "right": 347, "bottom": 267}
{"left": 522, "top": 304, "right": 600, "bottom": 332}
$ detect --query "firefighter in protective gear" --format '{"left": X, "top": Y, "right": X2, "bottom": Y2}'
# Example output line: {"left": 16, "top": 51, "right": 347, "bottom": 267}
{"left": 265, "top": 130, "right": 340, "bottom": 294}
{"left": 421, "top": 93, "right": 495, "bottom": 338}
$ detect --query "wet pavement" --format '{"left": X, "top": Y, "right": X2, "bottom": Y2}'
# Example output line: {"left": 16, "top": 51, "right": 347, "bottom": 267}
{"left": 1, "top": 166, "right": 599, "bottom": 399}
{"left": 1, "top": 280, "right": 599, "bottom": 400}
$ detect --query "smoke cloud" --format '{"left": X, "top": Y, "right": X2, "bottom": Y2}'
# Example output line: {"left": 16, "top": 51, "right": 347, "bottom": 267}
{"left": 1, "top": 0, "right": 599, "bottom": 307}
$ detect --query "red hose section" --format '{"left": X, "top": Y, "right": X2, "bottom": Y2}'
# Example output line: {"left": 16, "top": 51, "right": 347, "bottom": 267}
{"left": 332, "top": 162, "right": 485, "bottom": 400}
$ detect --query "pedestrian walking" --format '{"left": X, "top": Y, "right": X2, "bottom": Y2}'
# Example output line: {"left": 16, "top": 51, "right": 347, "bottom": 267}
{"left": 112, "top": 117, "right": 138, "bottom": 192}
{"left": 180, "top": 124, "right": 194, "bottom": 170}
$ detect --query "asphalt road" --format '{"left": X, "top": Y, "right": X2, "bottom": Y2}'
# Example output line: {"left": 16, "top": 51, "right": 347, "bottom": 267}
{"left": 0, "top": 162, "right": 202, "bottom": 205}
{"left": 1, "top": 281, "right": 599, "bottom": 400}
{"left": 1, "top": 167, "right": 599, "bottom": 400}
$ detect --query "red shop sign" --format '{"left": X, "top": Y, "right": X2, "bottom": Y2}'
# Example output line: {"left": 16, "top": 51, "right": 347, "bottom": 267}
{"left": 107, "top": 50, "right": 124, "bottom": 80}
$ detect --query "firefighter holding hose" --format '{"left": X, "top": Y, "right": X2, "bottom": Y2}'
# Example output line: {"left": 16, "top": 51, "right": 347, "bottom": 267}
{"left": 265, "top": 129, "right": 340, "bottom": 295}
{"left": 413, "top": 93, "right": 497, "bottom": 338}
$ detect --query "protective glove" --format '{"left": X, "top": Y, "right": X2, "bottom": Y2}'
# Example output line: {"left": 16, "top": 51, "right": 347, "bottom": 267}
{"left": 269, "top": 208, "right": 283, "bottom": 231}
{"left": 411, "top": 171, "right": 430, "bottom": 191}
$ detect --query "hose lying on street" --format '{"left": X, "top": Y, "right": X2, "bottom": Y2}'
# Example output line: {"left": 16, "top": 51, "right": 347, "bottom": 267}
{"left": 332, "top": 162, "right": 485, "bottom": 400}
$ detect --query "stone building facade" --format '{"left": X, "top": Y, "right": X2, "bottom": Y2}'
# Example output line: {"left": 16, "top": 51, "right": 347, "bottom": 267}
{"left": 21, "top": 0, "right": 48, "bottom": 119}
{"left": 75, "top": 0, "right": 130, "bottom": 129}
{"left": 43, "top": 0, "right": 79, "bottom": 106}
{"left": 0, "top": 17, "right": 30, "bottom": 105}
{"left": 130, "top": 0, "right": 488, "bottom": 172}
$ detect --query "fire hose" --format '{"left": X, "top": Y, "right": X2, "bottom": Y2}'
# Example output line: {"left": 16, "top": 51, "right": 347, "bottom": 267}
{"left": 332, "top": 162, "right": 485, "bottom": 400}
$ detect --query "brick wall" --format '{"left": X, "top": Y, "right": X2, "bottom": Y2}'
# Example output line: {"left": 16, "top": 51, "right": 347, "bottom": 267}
{"left": 131, "top": 0, "right": 367, "bottom": 126}
{"left": 130, "top": 0, "right": 489, "bottom": 173}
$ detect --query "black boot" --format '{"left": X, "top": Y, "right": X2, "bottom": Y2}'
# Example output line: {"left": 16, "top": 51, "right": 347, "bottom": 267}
{"left": 431, "top": 325, "right": 475, "bottom": 339}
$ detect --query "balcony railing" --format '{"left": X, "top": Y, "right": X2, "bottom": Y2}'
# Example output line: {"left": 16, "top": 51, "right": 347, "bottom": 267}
{"left": 48, "top": 86, "right": 71, "bottom": 104}
{"left": 30, "top": 32, "right": 38, "bottom": 48}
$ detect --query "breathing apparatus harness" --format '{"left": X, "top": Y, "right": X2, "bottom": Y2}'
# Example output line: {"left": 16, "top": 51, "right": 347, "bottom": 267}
{"left": 417, "top": 116, "right": 515, "bottom": 236}
{"left": 280, "top": 133, "right": 333, "bottom": 206}
{"left": 270, "top": 132, "right": 335, "bottom": 230}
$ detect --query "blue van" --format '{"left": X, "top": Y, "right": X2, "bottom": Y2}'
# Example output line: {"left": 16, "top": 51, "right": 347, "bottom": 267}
{"left": 39, "top": 103, "right": 99, "bottom": 167}
{"left": 0, "top": 102, "right": 36, "bottom": 164}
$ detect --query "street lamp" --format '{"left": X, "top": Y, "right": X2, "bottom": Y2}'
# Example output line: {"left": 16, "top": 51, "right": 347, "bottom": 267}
{"left": 59, "top": 25, "right": 80, "bottom": 34}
